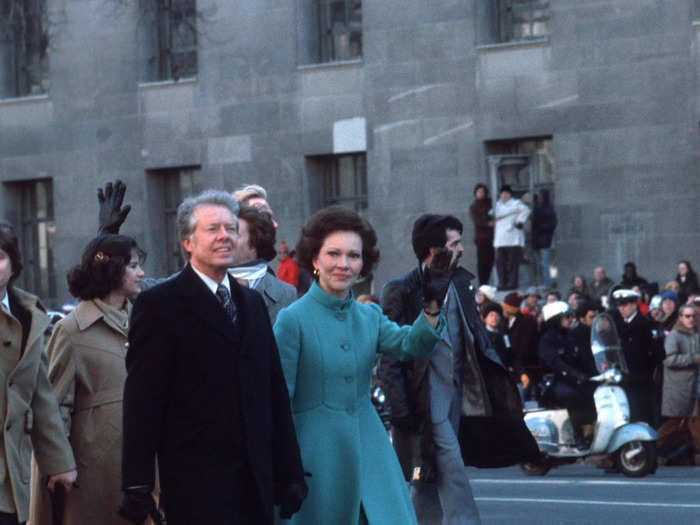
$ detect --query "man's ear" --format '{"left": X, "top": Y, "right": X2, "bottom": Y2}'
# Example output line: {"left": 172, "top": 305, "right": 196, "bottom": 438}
{"left": 181, "top": 238, "right": 192, "bottom": 256}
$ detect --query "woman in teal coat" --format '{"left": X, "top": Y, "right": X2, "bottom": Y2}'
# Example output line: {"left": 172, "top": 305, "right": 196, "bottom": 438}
{"left": 274, "top": 206, "right": 449, "bottom": 524}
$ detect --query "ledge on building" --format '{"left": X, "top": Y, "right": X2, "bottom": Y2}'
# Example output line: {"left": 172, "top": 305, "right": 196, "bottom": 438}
{"left": 476, "top": 37, "right": 549, "bottom": 52}
{"left": 297, "top": 58, "right": 363, "bottom": 72}
{"left": 0, "top": 93, "right": 50, "bottom": 107}
{"left": 137, "top": 77, "right": 198, "bottom": 90}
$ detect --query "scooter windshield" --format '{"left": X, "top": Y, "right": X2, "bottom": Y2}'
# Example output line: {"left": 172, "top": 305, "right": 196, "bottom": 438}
{"left": 590, "top": 312, "right": 629, "bottom": 375}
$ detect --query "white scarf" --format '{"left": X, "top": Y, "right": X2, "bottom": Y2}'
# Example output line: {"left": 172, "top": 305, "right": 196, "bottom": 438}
{"left": 228, "top": 261, "right": 268, "bottom": 288}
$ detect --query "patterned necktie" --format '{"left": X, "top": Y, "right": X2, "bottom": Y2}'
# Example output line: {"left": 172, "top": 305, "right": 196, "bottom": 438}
{"left": 216, "top": 284, "right": 238, "bottom": 325}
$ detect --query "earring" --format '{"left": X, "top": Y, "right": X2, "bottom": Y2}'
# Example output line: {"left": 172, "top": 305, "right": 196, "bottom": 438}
{"left": 313, "top": 268, "right": 319, "bottom": 277}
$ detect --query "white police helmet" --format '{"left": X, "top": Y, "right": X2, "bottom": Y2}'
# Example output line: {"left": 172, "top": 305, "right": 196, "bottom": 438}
{"left": 542, "top": 301, "right": 571, "bottom": 322}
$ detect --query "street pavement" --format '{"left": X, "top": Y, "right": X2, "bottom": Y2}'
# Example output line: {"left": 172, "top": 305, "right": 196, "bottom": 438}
{"left": 416, "top": 464, "right": 700, "bottom": 524}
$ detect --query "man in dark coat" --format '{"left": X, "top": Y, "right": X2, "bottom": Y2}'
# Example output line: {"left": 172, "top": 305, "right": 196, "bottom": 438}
{"left": 610, "top": 289, "right": 665, "bottom": 426}
{"left": 118, "top": 190, "right": 306, "bottom": 525}
{"left": 379, "top": 214, "right": 538, "bottom": 525}
{"left": 531, "top": 189, "right": 557, "bottom": 288}
{"left": 501, "top": 292, "right": 540, "bottom": 400}
{"left": 468, "top": 183, "right": 494, "bottom": 286}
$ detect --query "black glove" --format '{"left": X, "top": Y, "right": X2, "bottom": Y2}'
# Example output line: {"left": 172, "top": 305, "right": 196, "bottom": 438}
{"left": 279, "top": 482, "right": 308, "bottom": 519}
{"left": 118, "top": 488, "right": 156, "bottom": 524}
{"left": 422, "top": 248, "right": 453, "bottom": 308}
{"left": 98, "top": 180, "right": 131, "bottom": 235}
{"left": 514, "top": 221, "right": 524, "bottom": 229}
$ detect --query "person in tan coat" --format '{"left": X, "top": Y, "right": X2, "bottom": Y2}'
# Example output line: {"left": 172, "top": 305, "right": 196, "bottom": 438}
{"left": 0, "top": 222, "right": 76, "bottom": 525}
{"left": 29, "top": 234, "right": 149, "bottom": 525}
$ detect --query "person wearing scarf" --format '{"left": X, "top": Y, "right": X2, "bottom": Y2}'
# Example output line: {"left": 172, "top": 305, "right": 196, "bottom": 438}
{"left": 30, "top": 235, "right": 155, "bottom": 525}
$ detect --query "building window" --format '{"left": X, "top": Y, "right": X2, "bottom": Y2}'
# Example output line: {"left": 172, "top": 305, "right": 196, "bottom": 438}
{"left": 497, "top": 0, "right": 549, "bottom": 42}
{"left": 144, "top": 0, "right": 197, "bottom": 81}
{"left": 314, "top": 153, "right": 367, "bottom": 212}
{"left": 299, "top": 0, "right": 362, "bottom": 65}
{"left": 14, "top": 179, "right": 56, "bottom": 306}
{"left": 155, "top": 167, "right": 202, "bottom": 274}
{"left": 0, "top": 0, "right": 49, "bottom": 98}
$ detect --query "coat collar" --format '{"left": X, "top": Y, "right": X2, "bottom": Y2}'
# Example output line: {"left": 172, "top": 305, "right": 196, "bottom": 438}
{"left": 74, "top": 299, "right": 105, "bottom": 331}
{"left": 7, "top": 286, "right": 49, "bottom": 359}
{"left": 254, "top": 273, "right": 283, "bottom": 305}
{"left": 308, "top": 281, "right": 355, "bottom": 311}
{"left": 176, "top": 264, "right": 244, "bottom": 345}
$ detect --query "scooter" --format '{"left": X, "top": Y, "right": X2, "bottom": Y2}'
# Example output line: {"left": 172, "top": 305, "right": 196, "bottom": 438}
{"left": 520, "top": 312, "right": 658, "bottom": 478}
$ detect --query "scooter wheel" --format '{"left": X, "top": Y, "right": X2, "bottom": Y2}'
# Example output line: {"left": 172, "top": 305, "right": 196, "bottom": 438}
{"left": 615, "top": 440, "right": 657, "bottom": 477}
{"left": 520, "top": 460, "right": 550, "bottom": 476}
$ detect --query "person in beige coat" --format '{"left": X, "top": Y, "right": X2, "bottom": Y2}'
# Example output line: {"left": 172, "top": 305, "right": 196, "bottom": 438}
{"left": 0, "top": 222, "right": 76, "bottom": 525}
{"left": 29, "top": 234, "right": 149, "bottom": 525}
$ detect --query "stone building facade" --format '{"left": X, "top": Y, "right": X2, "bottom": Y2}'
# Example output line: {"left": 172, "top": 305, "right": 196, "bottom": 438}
{"left": 1, "top": 0, "right": 698, "bottom": 308}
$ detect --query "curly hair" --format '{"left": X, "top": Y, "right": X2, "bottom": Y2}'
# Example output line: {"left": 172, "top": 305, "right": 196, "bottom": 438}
{"left": 237, "top": 205, "right": 277, "bottom": 262}
{"left": 295, "top": 206, "right": 379, "bottom": 278}
{"left": 0, "top": 221, "right": 23, "bottom": 286}
{"left": 67, "top": 235, "right": 145, "bottom": 300}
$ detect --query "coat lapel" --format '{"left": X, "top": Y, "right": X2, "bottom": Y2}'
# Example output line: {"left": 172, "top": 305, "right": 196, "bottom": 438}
{"left": 177, "top": 264, "right": 240, "bottom": 346}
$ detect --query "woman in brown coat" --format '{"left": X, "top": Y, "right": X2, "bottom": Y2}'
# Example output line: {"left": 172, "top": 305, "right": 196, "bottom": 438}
{"left": 30, "top": 235, "right": 147, "bottom": 525}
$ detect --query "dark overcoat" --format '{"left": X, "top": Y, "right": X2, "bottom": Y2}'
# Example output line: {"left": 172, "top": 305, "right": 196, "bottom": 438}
{"left": 379, "top": 266, "right": 539, "bottom": 475}
{"left": 122, "top": 264, "right": 305, "bottom": 524}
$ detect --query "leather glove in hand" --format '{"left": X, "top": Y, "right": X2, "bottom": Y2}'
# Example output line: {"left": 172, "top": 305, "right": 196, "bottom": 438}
{"left": 422, "top": 248, "right": 453, "bottom": 308}
{"left": 279, "top": 482, "right": 308, "bottom": 519}
{"left": 98, "top": 180, "right": 131, "bottom": 234}
{"left": 118, "top": 488, "right": 156, "bottom": 525}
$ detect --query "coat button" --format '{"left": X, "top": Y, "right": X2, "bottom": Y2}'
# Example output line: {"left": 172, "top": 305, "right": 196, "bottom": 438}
{"left": 5, "top": 423, "right": 10, "bottom": 431}
{"left": 335, "top": 312, "right": 347, "bottom": 321}
{"left": 344, "top": 376, "right": 354, "bottom": 383}
{"left": 2, "top": 341, "right": 9, "bottom": 347}
{"left": 341, "top": 344, "right": 349, "bottom": 351}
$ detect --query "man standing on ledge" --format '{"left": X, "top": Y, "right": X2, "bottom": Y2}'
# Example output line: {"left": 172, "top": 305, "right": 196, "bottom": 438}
{"left": 492, "top": 185, "right": 530, "bottom": 291}
{"left": 118, "top": 190, "right": 307, "bottom": 524}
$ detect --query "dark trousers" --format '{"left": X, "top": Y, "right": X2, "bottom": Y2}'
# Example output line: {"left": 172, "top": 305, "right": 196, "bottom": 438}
{"left": 549, "top": 381, "right": 596, "bottom": 441}
{"left": 496, "top": 246, "right": 522, "bottom": 290}
{"left": 0, "top": 513, "right": 22, "bottom": 525}
{"left": 475, "top": 239, "right": 495, "bottom": 285}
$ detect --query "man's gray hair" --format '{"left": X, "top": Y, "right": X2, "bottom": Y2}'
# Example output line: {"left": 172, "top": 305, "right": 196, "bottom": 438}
{"left": 232, "top": 184, "right": 267, "bottom": 204}
{"left": 177, "top": 189, "right": 239, "bottom": 241}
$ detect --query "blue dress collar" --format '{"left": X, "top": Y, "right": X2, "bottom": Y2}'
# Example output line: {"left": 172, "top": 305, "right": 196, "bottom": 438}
{"left": 308, "top": 281, "right": 355, "bottom": 311}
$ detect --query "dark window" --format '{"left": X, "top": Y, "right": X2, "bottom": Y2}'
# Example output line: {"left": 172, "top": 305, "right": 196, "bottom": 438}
{"left": 159, "top": 167, "right": 202, "bottom": 274}
{"left": 300, "top": 0, "right": 362, "bottom": 64}
{"left": 498, "top": 0, "right": 549, "bottom": 42}
{"left": 321, "top": 153, "right": 367, "bottom": 212}
{"left": 14, "top": 179, "right": 56, "bottom": 306}
{"left": 0, "top": 0, "right": 49, "bottom": 98}
{"left": 147, "top": 0, "right": 197, "bottom": 81}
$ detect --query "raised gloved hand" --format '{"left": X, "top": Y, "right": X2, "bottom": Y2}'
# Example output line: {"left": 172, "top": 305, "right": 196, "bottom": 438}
{"left": 279, "top": 481, "right": 308, "bottom": 519}
{"left": 117, "top": 488, "right": 156, "bottom": 524}
{"left": 98, "top": 180, "right": 131, "bottom": 235}
{"left": 422, "top": 248, "right": 453, "bottom": 309}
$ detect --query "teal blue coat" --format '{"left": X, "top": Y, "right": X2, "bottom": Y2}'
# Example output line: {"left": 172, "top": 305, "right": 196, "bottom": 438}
{"left": 273, "top": 282, "right": 442, "bottom": 525}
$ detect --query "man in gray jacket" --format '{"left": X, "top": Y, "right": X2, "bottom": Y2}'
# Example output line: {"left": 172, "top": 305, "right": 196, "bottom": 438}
{"left": 228, "top": 206, "right": 296, "bottom": 324}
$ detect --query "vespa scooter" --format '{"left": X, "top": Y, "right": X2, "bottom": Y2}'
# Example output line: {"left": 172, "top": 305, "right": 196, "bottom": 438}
{"left": 520, "top": 312, "right": 658, "bottom": 478}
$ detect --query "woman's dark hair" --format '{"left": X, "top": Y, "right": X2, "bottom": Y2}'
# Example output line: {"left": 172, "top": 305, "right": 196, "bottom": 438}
{"left": 473, "top": 183, "right": 489, "bottom": 197}
{"left": 295, "top": 206, "right": 379, "bottom": 278}
{"left": 67, "top": 234, "right": 145, "bottom": 300}
{"left": 0, "top": 221, "right": 23, "bottom": 286}
{"left": 237, "top": 205, "right": 277, "bottom": 262}
{"left": 676, "top": 260, "right": 697, "bottom": 282}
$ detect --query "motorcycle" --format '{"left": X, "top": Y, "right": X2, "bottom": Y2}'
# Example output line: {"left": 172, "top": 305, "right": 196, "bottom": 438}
{"left": 520, "top": 312, "right": 658, "bottom": 478}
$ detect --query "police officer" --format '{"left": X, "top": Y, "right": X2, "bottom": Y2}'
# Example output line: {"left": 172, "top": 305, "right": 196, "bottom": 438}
{"left": 610, "top": 289, "right": 665, "bottom": 426}
{"left": 538, "top": 301, "right": 597, "bottom": 449}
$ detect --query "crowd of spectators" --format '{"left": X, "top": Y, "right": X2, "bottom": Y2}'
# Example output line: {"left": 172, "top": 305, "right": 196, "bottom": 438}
{"left": 475, "top": 260, "right": 700, "bottom": 464}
